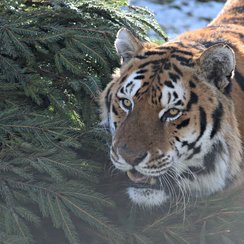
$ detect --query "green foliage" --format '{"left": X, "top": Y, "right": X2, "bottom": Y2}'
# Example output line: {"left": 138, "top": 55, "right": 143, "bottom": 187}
{"left": 0, "top": 0, "right": 166, "bottom": 243}
{"left": 2, "top": 1, "right": 242, "bottom": 244}
{"left": 0, "top": 100, "right": 122, "bottom": 243}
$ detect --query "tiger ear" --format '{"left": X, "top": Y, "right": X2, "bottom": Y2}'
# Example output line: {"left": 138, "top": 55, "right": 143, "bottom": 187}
{"left": 196, "top": 44, "right": 236, "bottom": 92}
{"left": 115, "top": 28, "right": 143, "bottom": 64}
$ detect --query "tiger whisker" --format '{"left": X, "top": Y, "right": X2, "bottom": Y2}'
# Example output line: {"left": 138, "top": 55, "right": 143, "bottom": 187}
{"left": 158, "top": 176, "right": 173, "bottom": 213}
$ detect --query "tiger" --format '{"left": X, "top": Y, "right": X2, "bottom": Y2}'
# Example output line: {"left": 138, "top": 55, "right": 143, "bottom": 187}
{"left": 99, "top": 0, "right": 244, "bottom": 207}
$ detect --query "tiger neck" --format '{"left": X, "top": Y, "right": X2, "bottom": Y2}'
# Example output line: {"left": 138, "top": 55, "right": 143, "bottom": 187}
{"left": 180, "top": 139, "right": 239, "bottom": 196}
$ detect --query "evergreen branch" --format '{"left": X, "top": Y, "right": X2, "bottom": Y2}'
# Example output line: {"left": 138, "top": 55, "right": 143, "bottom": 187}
{"left": 79, "top": 78, "right": 101, "bottom": 98}
{"left": 55, "top": 49, "right": 83, "bottom": 75}
{"left": 15, "top": 207, "right": 40, "bottom": 225}
{"left": 73, "top": 34, "right": 108, "bottom": 42}
{"left": 6, "top": 29, "right": 34, "bottom": 62}
{"left": 167, "top": 229, "right": 191, "bottom": 244}
{"left": 62, "top": 196, "right": 123, "bottom": 240}
{"left": 12, "top": 213, "right": 27, "bottom": 241}
{"left": 4, "top": 178, "right": 120, "bottom": 242}
{"left": 0, "top": 123, "right": 81, "bottom": 141}
{"left": 0, "top": 0, "right": 168, "bottom": 243}
{"left": 47, "top": 194, "right": 60, "bottom": 227}
{"left": 57, "top": 187, "right": 114, "bottom": 208}
{"left": 71, "top": 38, "right": 109, "bottom": 70}
{"left": 67, "top": 27, "right": 113, "bottom": 35}
{"left": 56, "top": 197, "right": 79, "bottom": 244}
{"left": 133, "top": 233, "right": 153, "bottom": 244}
{"left": 10, "top": 27, "right": 40, "bottom": 37}
{"left": 36, "top": 157, "right": 95, "bottom": 181}
{"left": 37, "top": 32, "right": 66, "bottom": 42}
{"left": 0, "top": 55, "right": 23, "bottom": 82}
{"left": 1, "top": 233, "right": 27, "bottom": 244}
{"left": 142, "top": 211, "right": 176, "bottom": 232}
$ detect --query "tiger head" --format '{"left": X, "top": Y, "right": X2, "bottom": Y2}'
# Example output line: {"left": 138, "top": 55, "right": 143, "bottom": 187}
{"left": 100, "top": 29, "right": 242, "bottom": 207}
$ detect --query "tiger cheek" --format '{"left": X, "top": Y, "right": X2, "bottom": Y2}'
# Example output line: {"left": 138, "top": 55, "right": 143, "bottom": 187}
{"left": 112, "top": 109, "right": 122, "bottom": 129}
{"left": 173, "top": 116, "right": 194, "bottom": 143}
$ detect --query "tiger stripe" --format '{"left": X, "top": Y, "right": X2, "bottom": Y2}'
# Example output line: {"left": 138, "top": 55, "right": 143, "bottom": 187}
{"left": 100, "top": 0, "right": 244, "bottom": 207}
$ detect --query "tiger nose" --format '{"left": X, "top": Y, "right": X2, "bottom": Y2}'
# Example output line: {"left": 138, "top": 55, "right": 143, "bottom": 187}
{"left": 119, "top": 143, "right": 148, "bottom": 166}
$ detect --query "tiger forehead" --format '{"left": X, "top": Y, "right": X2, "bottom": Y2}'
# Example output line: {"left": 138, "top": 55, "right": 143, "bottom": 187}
{"left": 117, "top": 64, "right": 188, "bottom": 107}
{"left": 119, "top": 47, "right": 193, "bottom": 87}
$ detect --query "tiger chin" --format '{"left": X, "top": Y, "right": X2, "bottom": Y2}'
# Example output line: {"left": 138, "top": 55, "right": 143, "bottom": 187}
{"left": 99, "top": 0, "right": 244, "bottom": 207}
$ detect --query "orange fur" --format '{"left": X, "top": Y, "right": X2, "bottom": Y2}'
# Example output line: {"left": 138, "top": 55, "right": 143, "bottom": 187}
{"left": 99, "top": 0, "right": 244, "bottom": 205}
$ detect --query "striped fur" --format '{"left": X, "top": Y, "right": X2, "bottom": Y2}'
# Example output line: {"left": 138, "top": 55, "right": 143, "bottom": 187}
{"left": 100, "top": 0, "right": 244, "bottom": 207}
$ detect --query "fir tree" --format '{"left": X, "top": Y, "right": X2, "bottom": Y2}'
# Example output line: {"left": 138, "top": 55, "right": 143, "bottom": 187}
{"left": 0, "top": 0, "right": 165, "bottom": 243}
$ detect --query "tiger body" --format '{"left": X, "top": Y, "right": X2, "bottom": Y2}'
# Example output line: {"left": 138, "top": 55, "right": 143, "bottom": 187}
{"left": 100, "top": 0, "right": 244, "bottom": 206}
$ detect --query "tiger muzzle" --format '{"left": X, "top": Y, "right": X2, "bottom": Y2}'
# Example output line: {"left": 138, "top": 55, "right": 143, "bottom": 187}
{"left": 127, "top": 169, "right": 158, "bottom": 186}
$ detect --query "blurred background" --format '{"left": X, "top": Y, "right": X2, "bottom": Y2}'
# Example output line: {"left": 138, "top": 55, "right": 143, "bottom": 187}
{"left": 131, "top": 0, "right": 226, "bottom": 38}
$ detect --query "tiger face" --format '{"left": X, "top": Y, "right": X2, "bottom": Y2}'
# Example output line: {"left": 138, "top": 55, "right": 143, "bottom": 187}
{"left": 100, "top": 29, "right": 242, "bottom": 207}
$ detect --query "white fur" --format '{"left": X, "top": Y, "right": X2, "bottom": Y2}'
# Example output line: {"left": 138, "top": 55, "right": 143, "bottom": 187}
{"left": 161, "top": 81, "right": 186, "bottom": 107}
{"left": 185, "top": 140, "right": 229, "bottom": 196}
{"left": 110, "top": 147, "right": 133, "bottom": 172}
{"left": 116, "top": 72, "right": 142, "bottom": 114}
{"left": 108, "top": 72, "right": 143, "bottom": 134}
{"left": 127, "top": 187, "right": 169, "bottom": 207}
{"left": 117, "top": 72, "right": 142, "bottom": 99}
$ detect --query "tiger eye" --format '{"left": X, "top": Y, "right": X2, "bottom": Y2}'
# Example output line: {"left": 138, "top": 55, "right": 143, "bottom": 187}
{"left": 121, "top": 98, "right": 132, "bottom": 110}
{"left": 168, "top": 108, "right": 180, "bottom": 116}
